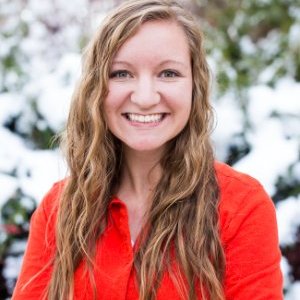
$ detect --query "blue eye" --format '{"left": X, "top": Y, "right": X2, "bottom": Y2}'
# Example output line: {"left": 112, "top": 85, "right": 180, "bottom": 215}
{"left": 161, "top": 70, "right": 180, "bottom": 78}
{"left": 109, "top": 70, "right": 131, "bottom": 78}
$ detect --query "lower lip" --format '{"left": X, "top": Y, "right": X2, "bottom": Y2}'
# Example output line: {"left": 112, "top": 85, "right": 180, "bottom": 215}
{"left": 123, "top": 115, "right": 167, "bottom": 127}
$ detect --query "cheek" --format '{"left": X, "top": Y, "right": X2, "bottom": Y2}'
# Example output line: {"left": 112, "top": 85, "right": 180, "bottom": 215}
{"left": 104, "top": 88, "right": 125, "bottom": 116}
{"left": 165, "top": 86, "right": 192, "bottom": 113}
{"left": 183, "top": 83, "right": 193, "bottom": 112}
{"left": 103, "top": 98, "right": 118, "bottom": 128}
{"left": 107, "top": 82, "right": 131, "bottom": 102}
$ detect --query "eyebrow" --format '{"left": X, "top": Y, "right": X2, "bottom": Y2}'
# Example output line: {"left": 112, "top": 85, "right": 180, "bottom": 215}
{"left": 111, "top": 61, "right": 133, "bottom": 67}
{"left": 111, "top": 59, "right": 189, "bottom": 69}
{"left": 158, "top": 60, "right": 189, "bottom": 68}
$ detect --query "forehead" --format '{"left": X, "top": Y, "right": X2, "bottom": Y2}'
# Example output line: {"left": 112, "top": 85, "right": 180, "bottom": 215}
{"left": 112, "top": 20, "right": 191, "bottom": 63}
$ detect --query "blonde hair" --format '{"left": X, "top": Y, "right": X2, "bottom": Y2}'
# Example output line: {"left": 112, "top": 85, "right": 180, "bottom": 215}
{"left": 47, "top": 0, "right": 225, "bottom": 299}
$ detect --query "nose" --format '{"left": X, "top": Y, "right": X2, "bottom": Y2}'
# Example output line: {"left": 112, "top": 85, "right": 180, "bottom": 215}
{"left": 130, "top": 76, "right": 160, "bottom": 108}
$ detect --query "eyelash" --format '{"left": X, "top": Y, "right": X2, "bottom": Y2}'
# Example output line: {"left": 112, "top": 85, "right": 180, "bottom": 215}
{"left": 109, "top": 69, "right": 181, "bottom": 79}
{"left": 109, "top": 70, "right": 132, "bottom": 78}
{"left": 160, "top": 69, "right": 180, "bottom": 78}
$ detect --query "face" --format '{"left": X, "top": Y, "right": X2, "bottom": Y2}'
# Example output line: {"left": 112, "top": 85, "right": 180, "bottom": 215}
{"left": 104, "top": 20, "right": 193, "bottom": 155}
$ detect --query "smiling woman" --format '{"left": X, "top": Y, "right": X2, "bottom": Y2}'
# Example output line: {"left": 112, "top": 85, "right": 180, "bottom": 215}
{"left": 105, "top": 20, "right": 192, "bottom": 153}
{"left": 12, "top": 0, "right": 283, "bottom": 300}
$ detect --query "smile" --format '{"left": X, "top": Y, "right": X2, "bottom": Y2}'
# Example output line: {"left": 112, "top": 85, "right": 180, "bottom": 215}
{"left": 123, "top": 113, "right": 167, "bottom": 123}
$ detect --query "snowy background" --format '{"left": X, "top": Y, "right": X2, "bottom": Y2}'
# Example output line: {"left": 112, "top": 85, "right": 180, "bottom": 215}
{"left": 0, "top": 0, "right": 299, "bottom": 299}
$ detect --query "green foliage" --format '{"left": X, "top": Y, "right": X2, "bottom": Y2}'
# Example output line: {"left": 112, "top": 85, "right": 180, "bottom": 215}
{"left": 0, "top": 12, "right": 30, "bottom": 92}
{"left": 0, "top": 189, "right": 36, "bottom": 258}
{"left": 3, "top": 100, "right": 58, "bottom": 150}
{"left": 195, "top": 0, "right": 300, "bottom": 99}
{"left": 273, "top": 165, "right": 300, "bottom": 203}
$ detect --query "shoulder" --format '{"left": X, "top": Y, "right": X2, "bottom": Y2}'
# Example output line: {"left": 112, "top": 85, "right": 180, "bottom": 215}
{"left": 214, "top": 161, "right": 268, "bottom": 206}
{"left": 214, "top": 161, "right": 262, "bottom": 192}
{"left": 40, "top": 179, "right": 66, "bottom": 210}
{"left": 32, "top": 179, "right": 66, "bottom": 227}
{"left": 27, "top": 179, "right": 67, "bottom": 249}
{"left": 214, "top": 161, "right": 276, "bottom": 242}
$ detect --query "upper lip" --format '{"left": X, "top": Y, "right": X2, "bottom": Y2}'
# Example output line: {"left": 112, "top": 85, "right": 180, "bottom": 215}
{"left": 122, "top": 112, "right": 168, "bottom": 115}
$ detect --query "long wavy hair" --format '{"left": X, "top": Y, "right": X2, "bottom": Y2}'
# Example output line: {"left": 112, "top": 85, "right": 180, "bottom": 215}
{"left": 47, "top": 0, "right": 225, "bottom": 299}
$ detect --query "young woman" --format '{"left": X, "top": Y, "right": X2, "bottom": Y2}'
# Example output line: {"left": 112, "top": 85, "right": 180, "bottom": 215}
{"left": 12, "top": 0, "right": 283, "bottom": 299}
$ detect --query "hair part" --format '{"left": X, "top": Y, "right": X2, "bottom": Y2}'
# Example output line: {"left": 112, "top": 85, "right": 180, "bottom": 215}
{"left": 46, "top": 1, "right": 225, "bottom": 299}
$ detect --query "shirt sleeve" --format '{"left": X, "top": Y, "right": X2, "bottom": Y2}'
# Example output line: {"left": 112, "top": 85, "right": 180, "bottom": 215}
{"left": 11, "top": 183, "right": 60, "bottom": 300}
{"left": 222, "top": 185, "right": 283, "bottom": 299}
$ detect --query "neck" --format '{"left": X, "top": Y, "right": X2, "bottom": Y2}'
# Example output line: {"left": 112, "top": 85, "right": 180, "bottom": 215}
{"left": 117, "top": 147, "right": 163, "bottom": 205}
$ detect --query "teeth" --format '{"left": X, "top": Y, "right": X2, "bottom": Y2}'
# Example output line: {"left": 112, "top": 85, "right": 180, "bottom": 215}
{"left": 126, "top": 113, "right": 164, "bottom": 123}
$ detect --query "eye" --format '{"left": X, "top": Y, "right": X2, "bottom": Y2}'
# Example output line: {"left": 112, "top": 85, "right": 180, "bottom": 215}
{"left": 109, "top": 70, "right": 132, "bottom": 79}
{"left": 160, "top": 69, "right": 180, "bottom": 78}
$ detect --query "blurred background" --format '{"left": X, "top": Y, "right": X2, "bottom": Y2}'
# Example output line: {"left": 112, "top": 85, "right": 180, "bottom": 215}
{"left": 0, "top": 0, "right": 299, "bottom": 298}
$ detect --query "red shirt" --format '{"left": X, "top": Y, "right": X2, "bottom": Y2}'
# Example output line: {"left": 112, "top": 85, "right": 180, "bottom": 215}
{"left": 12, "top": 162, "right": 283, "bottom": 299}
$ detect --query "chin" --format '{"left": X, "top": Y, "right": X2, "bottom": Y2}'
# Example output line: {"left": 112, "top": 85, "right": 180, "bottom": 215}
{"left": 124, "top": 141, "right": 166, "bottom": 153}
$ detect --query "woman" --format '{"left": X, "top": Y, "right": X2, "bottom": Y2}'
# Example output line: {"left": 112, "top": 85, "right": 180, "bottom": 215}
{"left": 12, "top": 0, "right": 283, "bottom": 299}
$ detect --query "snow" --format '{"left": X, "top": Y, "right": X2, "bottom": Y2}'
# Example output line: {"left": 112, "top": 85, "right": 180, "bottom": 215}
{"left": 0, "top": 175, "right": 17, "bottom": 208}
{"left": 272, "top": 79, "right": 300, "bottom": 114}
{"left": 18, "top": 149, "right": 67, "bottom": 202}
{"left": 276, "top": 196, "right": 300, "bottom": 246}
{"left": 281, "top": 256, "right": 291, "bottom": 289}
{"left": 0, "top": 128, "right": 26, "bottom": 173}
{"left": 7, "top": 240, "right": 27, "bottom": 254}
{"left": 289, "top": 23, "right": 300, "bottom": 50}
{"left": 257, "top": 30, "right": 281, "bottom": 58}
{"left": 0, "top": 127, "right": 67, "bottom": 205}
{"left": 3, "top": 254, "right": 24, "bottom": 292}
{"left": 4, "top": 254, "right": 24, "bottom": 280}
{"left": 0, "top": 93, "right": 23, "bottom": 125}
{"left": 247, "top": 85, "right": 274, "bottom": 125}
{"left": 21, "top": 53, "right": 81, "bottom": 132}
{"left": 289, "top": 7, "right": 300, "bottom": 21}
{"left": 257, "top": 61, "right": 281, "bottom": 83}
{"left": 212, "top": 93, "right": 244, "bottom": 161}
{"left": 240, "top": 36, "right": 257, "bottom": 55}
{"left": 294, "top": 162, "right": 300, "bottom": 180}
{"left": 233, "top": 119, "right": 299, "bottom": 195}
{"left": 285, "top": 282, "right": 300, "bottom": 300}
{"left": 213, "top": 78, "right": 300, "bottom": 189}
{"left": 230, "top": 78, "right": 300, "bottom": 194}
